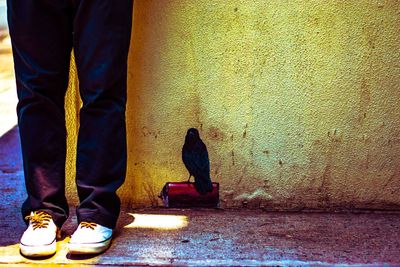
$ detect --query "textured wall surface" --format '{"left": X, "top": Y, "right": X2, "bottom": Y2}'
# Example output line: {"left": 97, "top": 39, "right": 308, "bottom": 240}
{"left": 66, "top": 0, "right": 400, "bottom": 210}
{"left": 65, "top": 52, "right": 80, "bottom": 206}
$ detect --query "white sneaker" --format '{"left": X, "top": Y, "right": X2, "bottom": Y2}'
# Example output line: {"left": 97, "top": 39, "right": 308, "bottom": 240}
{"left": 20, "top": 211, "right": 60, "bottom": 257}
{"left": 68, "top": 222, "right": 113, "bottom": 254}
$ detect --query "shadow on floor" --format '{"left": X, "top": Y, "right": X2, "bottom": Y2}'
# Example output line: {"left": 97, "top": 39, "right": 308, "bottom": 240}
{"left": 0, "top": 125, "right": 25, "bottom": 247}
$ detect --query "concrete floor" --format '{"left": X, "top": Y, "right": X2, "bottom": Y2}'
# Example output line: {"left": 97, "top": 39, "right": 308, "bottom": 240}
{"left": 1, "top": 33, "right": 400, "bottom": 267}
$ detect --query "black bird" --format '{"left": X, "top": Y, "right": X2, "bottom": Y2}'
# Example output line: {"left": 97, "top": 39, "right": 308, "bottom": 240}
{"left": 182, "top": 128, "right": 213, "bottom": 195}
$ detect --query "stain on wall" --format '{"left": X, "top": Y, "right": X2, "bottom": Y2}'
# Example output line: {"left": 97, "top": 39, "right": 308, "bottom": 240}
{"left": 65, "top": 0, "right": 400, "bottom": 210}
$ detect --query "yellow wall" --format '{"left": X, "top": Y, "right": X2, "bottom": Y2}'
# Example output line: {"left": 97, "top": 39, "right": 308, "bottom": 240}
{"left": 66, "top": 0, "right": 400, "bottom": 210}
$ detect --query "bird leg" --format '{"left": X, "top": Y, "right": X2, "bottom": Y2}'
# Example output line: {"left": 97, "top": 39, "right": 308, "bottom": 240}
{"left": 187, "top": 174, "right": 192, "bottom": 182}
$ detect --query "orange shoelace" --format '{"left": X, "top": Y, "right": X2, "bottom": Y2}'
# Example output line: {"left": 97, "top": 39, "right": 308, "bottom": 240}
{"left": 80, "top": 222, "right": 97, "bottom": 230}
{"left": 24, "top": 211, "right": 52, "bottom": 230}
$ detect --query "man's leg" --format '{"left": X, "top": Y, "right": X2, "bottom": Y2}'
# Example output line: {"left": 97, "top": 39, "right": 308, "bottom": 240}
{"left": 73, "top": 0, "right": 133, "bottom": 229}
{"left": 7, "top": 0, "right": 73, "bottom": 228}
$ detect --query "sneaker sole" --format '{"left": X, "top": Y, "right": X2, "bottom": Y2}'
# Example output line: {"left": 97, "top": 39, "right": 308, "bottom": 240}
{"left": 68, "top": 238, "right": 111, "bottom": 255}
{"left": 20, "top": 239, "right": 56, "bottom": 257}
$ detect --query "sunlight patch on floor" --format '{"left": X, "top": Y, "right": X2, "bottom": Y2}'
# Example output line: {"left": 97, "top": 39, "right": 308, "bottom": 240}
{"left": 0, "top": 34, "right": 18, "bottom": 137}
{"left": 124, "top": 213, "right": 189, "bottom": 230}
{"left": 0, "top": 237, "right": 103, "bottom": 265}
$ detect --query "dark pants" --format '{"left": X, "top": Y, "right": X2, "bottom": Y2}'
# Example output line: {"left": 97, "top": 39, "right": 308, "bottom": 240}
{"left": 7, "top": 0, "right": 133, "bottom": 229}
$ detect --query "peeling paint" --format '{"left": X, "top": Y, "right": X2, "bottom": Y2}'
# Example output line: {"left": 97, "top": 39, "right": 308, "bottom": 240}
{"left": 234, "top": 188, "right": 273, "bottom": 208}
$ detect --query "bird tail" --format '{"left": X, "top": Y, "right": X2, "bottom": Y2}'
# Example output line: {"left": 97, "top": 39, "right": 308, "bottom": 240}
{"left": 194, "top": 177, "right": 213, "bottom": 195}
